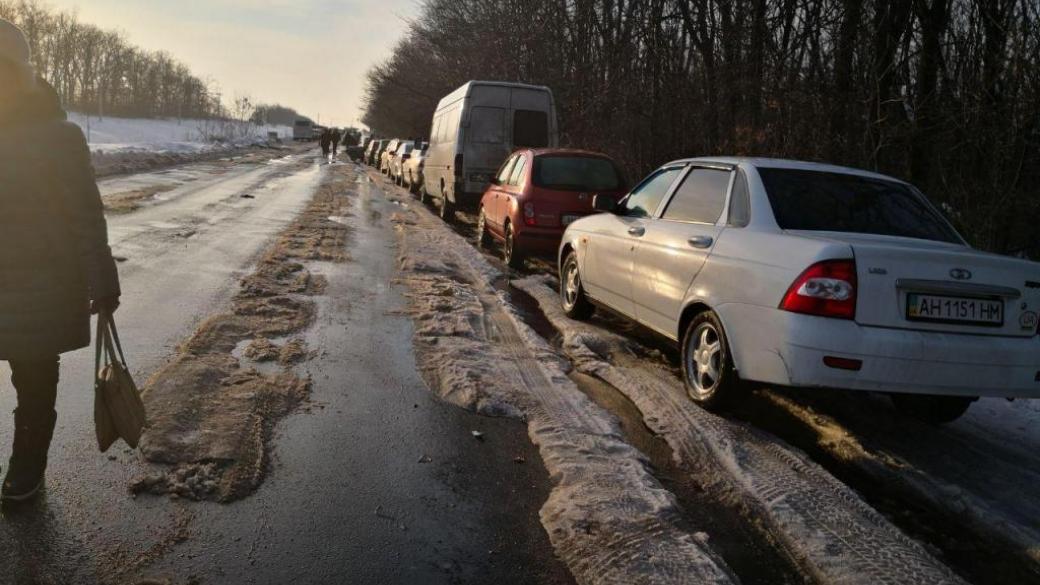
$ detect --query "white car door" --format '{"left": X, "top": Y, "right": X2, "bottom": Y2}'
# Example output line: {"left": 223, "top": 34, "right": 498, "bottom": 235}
{"left": 632, "top": 166, "right": 734, "bottom": 337}
{"left": 582, "top": 167, "right": 684, "bottom": 317}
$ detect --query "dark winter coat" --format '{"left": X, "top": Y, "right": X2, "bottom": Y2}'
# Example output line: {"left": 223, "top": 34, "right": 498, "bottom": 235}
{"left": 0, "top": 79, "right": 120, "bottom": 359}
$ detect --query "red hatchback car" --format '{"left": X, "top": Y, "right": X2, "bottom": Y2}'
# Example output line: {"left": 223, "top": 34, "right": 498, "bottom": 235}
{"left": 476, "top": 148, "right": 627, "bottom": 267}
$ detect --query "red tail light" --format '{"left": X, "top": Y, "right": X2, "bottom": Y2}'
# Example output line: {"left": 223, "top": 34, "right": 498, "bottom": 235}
{"left": 780, "top": 259, "right": 857, "bottom": 320}
{"left": 523, "top": 202, "right": 536, "bottom": 226}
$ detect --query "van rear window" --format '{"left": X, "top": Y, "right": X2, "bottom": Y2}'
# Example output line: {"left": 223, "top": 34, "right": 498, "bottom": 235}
{"left": 470, "top": 107, "right": 505, "bottom": 144}
{"left": 758, "top": 168, "right": 961, "bottom": 243}
{"left": 533, "top": 156, "right": 622, "bottom": 191}
{"left": 514, "top": 110, "right": 549, "bottom": 147}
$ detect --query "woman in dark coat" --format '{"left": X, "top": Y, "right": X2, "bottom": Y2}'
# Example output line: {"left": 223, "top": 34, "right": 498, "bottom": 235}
{"left": 0, "top": 19, "right": 121, "bottom": 502}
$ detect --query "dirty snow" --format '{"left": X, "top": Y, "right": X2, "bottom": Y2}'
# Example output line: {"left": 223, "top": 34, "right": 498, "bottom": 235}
{"left": 135, "top": 164, "right": 353, "bottom": 501}
{"left": 385, "top": 172, "right": 739, "bottom": 584}
{"left": 514, "top": 275, "right": 965, "bottom": 585}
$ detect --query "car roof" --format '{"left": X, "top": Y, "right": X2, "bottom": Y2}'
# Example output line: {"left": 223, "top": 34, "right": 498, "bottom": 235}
{"left": 523, "top": 147, "right": 614, "bottom": 159}
{"left": 662, "top": 156, "right": 907, "bottom": 184}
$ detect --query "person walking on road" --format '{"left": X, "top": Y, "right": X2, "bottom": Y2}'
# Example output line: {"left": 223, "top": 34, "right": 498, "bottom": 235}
{"left": 0, "top": 19, "right": 121, "bottom": 503}
{"left": 319, "top": 127, "right": 332, "bottom": 157}
{"left": 331, "top": 128, "right": 342, "bottom": 157}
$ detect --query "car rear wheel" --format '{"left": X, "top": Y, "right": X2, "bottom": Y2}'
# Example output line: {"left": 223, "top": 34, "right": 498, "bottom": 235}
{"left": 560, "top": 251, "right": 594, "bottom": 320}
{"left": 503, "top": 222, "right": 524, "bottom": 269}
{"left": 890, "top": 394, "right": 975, "bottom": 424}
{"left": 476, "top": 208, "right": 491, "bottom": 248}
{"left": 419, "top": 182, "right": 429, "bottom": 204}
{"left": 681, "top": 312, "right": 740, "bottom": 408}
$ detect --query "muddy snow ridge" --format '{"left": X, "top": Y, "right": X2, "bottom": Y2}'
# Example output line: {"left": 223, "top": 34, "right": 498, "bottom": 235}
{"left": 514, "top": 275, "right": 966, "bottom": 585}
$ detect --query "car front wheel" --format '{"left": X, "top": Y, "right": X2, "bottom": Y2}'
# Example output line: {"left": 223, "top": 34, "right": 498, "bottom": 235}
{"left": 681, "top": 311, "right": 740, "bottom": 408}
{"left": 890, "top": 393, "right": 975, "bottom": 424}
{"left": 560, "top": 251, "right": 594, "bottom": 320}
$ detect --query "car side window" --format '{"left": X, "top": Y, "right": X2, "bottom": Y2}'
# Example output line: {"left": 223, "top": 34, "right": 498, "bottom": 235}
{"left": 727, "top": 169, "right": 750, "bottom": 227}
{"left": 497, "top": 155, "right": 518, "bottom": 184}
{"left": 662, "top": 168, "right": 732, "bottom": 224}
{"left": 508, "top": 156, "right": 528, "bottom": 186}
{"left": 621, "top": 168, "right": 682, "bottom": 218}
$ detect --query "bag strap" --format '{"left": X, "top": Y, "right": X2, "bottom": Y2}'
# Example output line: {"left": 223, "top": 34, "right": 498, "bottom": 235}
{"left": 103, "top": 311, "right": 129, "bottom": 368}
{"left": 94, "top": 313, "right": 106, "bottom": 389}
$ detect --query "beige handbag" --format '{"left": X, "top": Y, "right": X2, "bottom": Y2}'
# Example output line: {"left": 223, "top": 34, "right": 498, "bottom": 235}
{"left": 94, "top": 311, "right": 146, "bottom": 452}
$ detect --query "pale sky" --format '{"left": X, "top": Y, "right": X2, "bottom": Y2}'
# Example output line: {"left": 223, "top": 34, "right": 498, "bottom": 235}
{"left": 47, "top": 0, "right": 420, "bottom": 127}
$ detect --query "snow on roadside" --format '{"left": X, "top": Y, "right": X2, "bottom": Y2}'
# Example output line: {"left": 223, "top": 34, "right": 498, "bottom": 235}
{"left": 514, "top": 275, "right": 966, "bottom": 585}
{"left": 383, "top": 175, "right": 738, "bottom": 584}
{"left": 69, "top": 112, "right": 292, "bottom": 154}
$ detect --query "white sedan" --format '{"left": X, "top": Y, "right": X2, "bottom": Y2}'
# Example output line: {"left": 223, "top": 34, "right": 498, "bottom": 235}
{"left": 558, "top": 157, "right": 1040, "bottom": 423}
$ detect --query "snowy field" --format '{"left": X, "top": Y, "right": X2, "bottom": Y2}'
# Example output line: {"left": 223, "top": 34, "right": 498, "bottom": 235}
{"left": 68, "top": 112, "right": 293, "bottom": 155}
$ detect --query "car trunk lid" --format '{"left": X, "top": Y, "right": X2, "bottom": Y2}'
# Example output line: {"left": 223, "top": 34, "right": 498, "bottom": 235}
{"left": 788, "top": 231, "right": 1040, "bottom": 338}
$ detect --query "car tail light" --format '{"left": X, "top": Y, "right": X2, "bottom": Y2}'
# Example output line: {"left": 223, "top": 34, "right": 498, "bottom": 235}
{"left": 780, "top": 259, "right": 857, "bottom": 320}
{"left": 523, "top": 202, "right": 537, "bottom": 226}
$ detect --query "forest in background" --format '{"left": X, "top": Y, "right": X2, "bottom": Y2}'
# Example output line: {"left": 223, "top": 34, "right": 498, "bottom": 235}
{"left": 1, "top": 0, "right": 224, "bottom": 119}
{"left": 363, "top": 0, "right": 1040, "bottom": 257}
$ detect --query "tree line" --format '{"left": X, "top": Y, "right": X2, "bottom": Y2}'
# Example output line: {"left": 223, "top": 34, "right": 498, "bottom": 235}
{"left": 364, "top": 0, "right": 1040, "bottom": 257}
{"left": 0, "top": 0, "right": 221, "bottom": 119}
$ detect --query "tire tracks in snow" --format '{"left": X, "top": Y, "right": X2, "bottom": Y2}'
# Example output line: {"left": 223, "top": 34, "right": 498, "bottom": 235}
{"left": 385, "top": 178, "right": 738, "bottom": 584}
{"left": 514, "top": 275, "right": 966, "bottom": 585}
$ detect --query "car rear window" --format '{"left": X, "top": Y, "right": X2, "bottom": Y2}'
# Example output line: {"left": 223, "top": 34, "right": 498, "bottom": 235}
{"left": 533, "top": 156, "right": 622, "bottom": 192}
{"left": 758, "top": 168, "right": 962, "bottom": 243}
{"left": 470, "top": 107, "right": 506, "bottom": 144}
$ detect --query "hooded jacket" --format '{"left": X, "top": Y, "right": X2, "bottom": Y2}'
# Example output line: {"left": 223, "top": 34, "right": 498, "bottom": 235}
{"left": 0, "top": 79, "right": 120, "bottom": 359}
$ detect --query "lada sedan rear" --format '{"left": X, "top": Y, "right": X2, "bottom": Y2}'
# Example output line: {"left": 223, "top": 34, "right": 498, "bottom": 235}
{"left": 558, "top": 158, "right": 1040, "bottom": 423}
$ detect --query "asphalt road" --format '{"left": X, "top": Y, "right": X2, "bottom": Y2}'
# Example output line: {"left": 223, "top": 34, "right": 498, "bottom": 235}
{"left": 0, "top": 152, "right": 571, "bottom": 585}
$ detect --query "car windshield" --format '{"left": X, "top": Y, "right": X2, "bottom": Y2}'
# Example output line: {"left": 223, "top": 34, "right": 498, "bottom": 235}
{"left": 758, "top": 168, "right": 962, "bottom": 244}
{"left": 533, "top": 156, "right": 621, "bottom": 191}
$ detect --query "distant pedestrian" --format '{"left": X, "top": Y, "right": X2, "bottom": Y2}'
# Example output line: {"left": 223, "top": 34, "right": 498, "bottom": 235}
{"left": 319, "top": 128, "right": 332, "bottom": 157}
{"left": 0, "top": 19, "right": 121, "bottom": 502}
{"left": 331, "top": 128, "right": 342, "bottom": 157}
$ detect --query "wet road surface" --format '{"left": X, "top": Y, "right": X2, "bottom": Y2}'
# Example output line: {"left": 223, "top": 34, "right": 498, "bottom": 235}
{"left": 0, "top": 154, "right": 571, "bottom": 584}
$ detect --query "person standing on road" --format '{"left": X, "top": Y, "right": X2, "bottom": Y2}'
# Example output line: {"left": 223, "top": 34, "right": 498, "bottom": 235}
{"left": 0, "top": 19, "right": 121, "bottom": 503}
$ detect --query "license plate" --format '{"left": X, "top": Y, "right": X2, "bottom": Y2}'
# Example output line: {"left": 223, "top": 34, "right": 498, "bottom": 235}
{"left": 562, "top": 214, "right": 581, "bottom": 226}
{"left": 906, "top": 294, "right": 1003, "bottom": 326}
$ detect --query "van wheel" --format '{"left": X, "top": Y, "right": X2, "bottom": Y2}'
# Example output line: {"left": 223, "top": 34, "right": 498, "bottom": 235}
{"left": 476, "top": 208, "right": 491, "bottom": 248}
{"left": 503, "top": 222, "right": 524, "bottom": 269}
{"left": 681, "top": 311, "right": 740, "bottom": 409}
{"left": 439, "top": 193, "right": 455, "bottom": 222}
{"left": 419, "top": 183, "right": 429, "bottom": 205}
{"left": 890, "top": 394, "right": 975, "bottom": 424}
{"left": 560, "top": 251, "right": 594, "bottom": 320}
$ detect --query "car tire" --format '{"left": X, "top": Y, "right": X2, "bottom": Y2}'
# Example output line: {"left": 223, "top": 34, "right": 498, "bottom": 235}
{"left": 439, "top": 192, "right": 455, "bottom": 222}
{"left": 560, "top": 251, "right": 594, "bottom": 320}
{"left": 503, "top": 222, "right": 524, "bottom": 269}
{"left": 681, "top": 311, "right": 741, "bottom": 409}
{"left": 890, "top": 394, "right": 975, "bottom": 424}
{"left": 419, "top": 183, "right": 429, "bottom": 205}
{"left": 476, "top": 208, "right": 491, "bottom": 248}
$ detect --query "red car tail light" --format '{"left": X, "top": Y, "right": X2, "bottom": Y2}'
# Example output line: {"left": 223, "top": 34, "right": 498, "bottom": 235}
{"left": 780, "top": 259, "right": 857, "bottom": 320}
{"left": 523, "top": 202, "right": 537, "bottom": 226}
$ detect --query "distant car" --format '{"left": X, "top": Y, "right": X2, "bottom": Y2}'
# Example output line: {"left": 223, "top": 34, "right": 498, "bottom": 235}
{"left": 380, "top": 139, "right": 402, "bottom": 175}
{"left": 403, "top": 142, "right": 429, "bottom": 195}
{"left": 390, "top": 141, "right": 416, "bottom": 184}
{"left": 293, "top": 119, "right": 314, "bottom": 141}
{"left": 558, "top": 157, "right": 1040, "bottom": 423}
{"left": 477, "top": 148, "right": 626, "bottom": 268}
{"left": 366, "top": 140, "right": 386, "bottom": 166}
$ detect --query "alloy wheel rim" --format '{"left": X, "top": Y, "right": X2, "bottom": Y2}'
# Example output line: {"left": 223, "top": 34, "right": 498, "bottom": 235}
{"left": 688, "top": 323, "right": 722, "bottom": 396}
{"left": 563, "top": 262, "right": 580, "bottom": 308}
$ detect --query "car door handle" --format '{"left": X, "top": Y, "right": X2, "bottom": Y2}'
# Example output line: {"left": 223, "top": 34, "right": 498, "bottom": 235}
{"left": 688, "top": 236, "right": 714, "bottom": 249}
{"left": 627, "top": 226, "right": 646, "bottom": 237}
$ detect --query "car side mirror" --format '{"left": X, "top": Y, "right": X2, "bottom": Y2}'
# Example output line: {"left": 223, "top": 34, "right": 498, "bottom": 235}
{"left": 593, "top": 194, "right": 617, "bottom": 213}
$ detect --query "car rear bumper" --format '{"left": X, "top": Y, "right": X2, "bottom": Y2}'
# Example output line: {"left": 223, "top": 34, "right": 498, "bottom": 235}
{"left": 515, "top": 226, "right": 565, "bottom": 255}
{"left": 718, "top": 303, "right": 1040, "bottom": 398}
